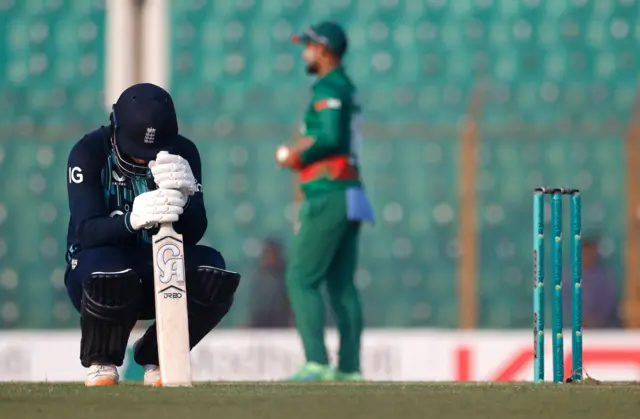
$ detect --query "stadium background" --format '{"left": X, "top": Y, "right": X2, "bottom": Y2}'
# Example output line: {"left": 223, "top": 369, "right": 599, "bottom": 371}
{"left": 1, "top": 0, "right": 640, "bottom": 381}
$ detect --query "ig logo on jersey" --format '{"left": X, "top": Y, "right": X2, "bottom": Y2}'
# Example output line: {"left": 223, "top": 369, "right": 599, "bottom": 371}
{"left": 68, "top": 167, "right": 83, "bottom": 184}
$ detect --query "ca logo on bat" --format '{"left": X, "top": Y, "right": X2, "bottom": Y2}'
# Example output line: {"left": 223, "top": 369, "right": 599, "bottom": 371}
{"left": 155, "top": 241, "right": 184, "bottom": 284}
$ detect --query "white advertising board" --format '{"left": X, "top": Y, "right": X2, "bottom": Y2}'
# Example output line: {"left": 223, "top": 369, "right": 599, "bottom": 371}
{"left": 1, "top": 330, "right": 638, "bottom": 382}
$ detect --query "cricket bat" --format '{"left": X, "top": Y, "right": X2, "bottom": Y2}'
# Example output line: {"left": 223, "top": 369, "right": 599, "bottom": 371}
{"left": 152, "top": 222, "right": 192, "bottom": 387}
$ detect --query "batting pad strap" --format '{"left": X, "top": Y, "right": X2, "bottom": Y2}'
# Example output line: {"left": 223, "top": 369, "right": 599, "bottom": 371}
{"left": 197, "top": 266, "right": 240, "bottom": 276}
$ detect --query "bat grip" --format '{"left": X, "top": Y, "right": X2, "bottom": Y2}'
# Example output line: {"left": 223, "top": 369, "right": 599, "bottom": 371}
{"left": 157, "top": 223, "right": 175, "bottom": 235}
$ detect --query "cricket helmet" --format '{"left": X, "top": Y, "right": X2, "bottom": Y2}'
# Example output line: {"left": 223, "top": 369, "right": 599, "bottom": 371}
{"left": 110, "top": 83, "right": 178, "bottom": 176}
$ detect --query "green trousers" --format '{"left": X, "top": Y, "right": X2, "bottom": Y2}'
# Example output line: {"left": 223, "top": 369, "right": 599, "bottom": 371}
{"left": 286, "top": 190, "right": 363, "bottom": 373}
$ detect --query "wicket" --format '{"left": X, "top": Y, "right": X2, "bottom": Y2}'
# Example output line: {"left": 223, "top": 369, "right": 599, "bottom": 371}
{"left": 532, "top": 187, "right": 583, "bottom": 384}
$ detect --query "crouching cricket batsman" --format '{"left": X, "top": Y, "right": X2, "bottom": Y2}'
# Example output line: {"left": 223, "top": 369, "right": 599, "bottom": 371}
{"left": 275, "top": 21, "right": 375, "bottom": 381}
{"left": 65, "top": 83, "right": 241, "bottom": 386}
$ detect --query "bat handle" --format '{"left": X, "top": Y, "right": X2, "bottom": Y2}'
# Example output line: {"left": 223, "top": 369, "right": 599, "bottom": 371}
{"left": 157, "top": 223, "right": 175, "bottom": 234}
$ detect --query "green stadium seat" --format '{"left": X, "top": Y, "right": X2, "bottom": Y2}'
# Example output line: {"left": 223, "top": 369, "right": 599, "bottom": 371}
{"left": 0, "top": 0, "right": 106, "bottom": 126}
{"left": 0, "top": 0, "right": 105, "bottom": 327}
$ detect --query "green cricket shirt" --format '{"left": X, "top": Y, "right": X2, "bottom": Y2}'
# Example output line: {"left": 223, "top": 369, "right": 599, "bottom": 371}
{"left": 293, "top": 67, "right": 363, "bottom": 196}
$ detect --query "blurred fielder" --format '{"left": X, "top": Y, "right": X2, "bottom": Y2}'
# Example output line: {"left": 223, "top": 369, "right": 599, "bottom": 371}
{"left": 65, "top": 83, "right": 241, "bottom": 386}
{"left": 275, "top": 21, "right": 375, "bottom": 381}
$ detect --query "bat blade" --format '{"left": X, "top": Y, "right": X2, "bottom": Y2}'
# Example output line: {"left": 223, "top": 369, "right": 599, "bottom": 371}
{"left": 152, "top": 223, "right": 192, "bottom": 387}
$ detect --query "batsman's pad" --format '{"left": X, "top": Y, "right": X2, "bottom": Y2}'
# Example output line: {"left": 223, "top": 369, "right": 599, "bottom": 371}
{"left": 186, "top": 266, "right": 241, "bottom": 345}
{"left": 133, "top": 266, "right": 240, "bottom": 366}
{"left": 189, "top": 266, "right": 241, "bottom": 310}
{"left": 80, "top": 269, "right": 141, "bottom": 367}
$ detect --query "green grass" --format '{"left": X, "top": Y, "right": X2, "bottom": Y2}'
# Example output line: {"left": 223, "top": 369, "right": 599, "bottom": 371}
{"left": 2, "top": 382, "right": 640, "bottom": 419}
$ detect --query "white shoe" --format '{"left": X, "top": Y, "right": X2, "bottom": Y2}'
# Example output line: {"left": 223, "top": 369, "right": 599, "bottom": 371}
{"left": 144, "top": 364, "right": 162, "bottom": 387}
{"left": 85, "top": 364, "right": 119, "bottom": 387}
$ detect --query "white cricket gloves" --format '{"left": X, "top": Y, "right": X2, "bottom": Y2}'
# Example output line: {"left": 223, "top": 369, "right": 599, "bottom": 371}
{"left": 128, "top": 151, "right": 197, "bottom": 230}
{"left": 130, "top": 189, "right": 186, "bottom": 230}
{"left": 149, "top": 151, "right": 198, "bottom": 196}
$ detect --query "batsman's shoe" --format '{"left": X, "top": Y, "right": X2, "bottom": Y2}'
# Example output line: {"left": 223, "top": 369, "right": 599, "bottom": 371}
{"left": 286, "top": 362, "right": 334, "bottom": 382}
{"left": 85, "top": 364, "right": 119, "bottom": 387}
{"left": 335, "top": 370, "right": 364, "bottom": 382}
{"left": 143, "top": 364, "right": 162, "bottom": 387}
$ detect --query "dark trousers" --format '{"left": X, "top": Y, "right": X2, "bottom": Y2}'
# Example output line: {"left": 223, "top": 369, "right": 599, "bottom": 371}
{"left": 65, "top": 244, "right": 226, "bottom": 320}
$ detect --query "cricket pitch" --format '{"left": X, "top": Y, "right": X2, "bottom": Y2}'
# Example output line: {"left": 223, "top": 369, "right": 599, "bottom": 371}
{"left": 2, "top": 382, "right": 639, "bottom": 419}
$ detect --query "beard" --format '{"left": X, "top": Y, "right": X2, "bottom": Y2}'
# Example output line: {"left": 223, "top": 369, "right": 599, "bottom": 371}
{"left": 305, "top": 61, "right": 319, "bottom": 74}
